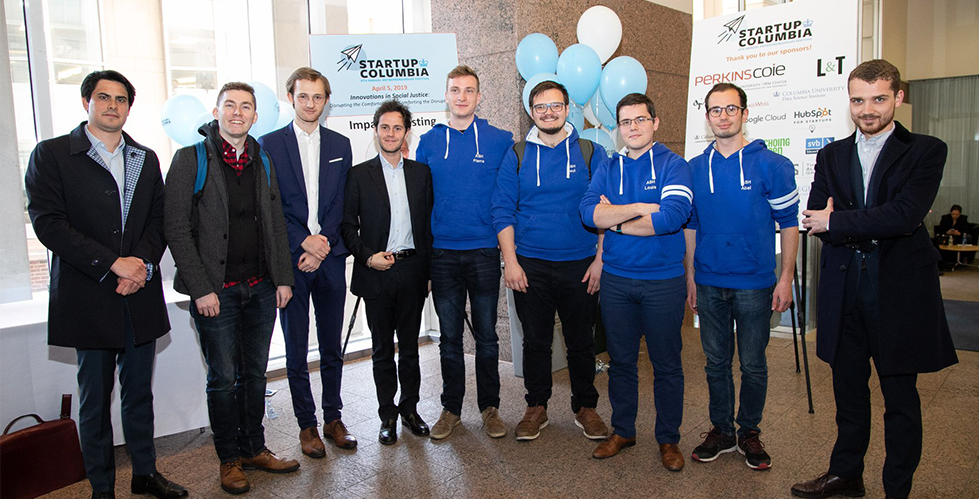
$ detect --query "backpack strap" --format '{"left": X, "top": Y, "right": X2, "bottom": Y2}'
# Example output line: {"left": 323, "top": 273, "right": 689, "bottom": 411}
{"left": 513, "top": 140, "right": 528, "bottom": 174}
{"left": 578, "top": 138, "right": 594, "bottom": 179}
{"left": 258, "top": 149, "right": 272, "bottom": 186}
{"left": 193, "top": 141, "right": 208, "bottom": 195}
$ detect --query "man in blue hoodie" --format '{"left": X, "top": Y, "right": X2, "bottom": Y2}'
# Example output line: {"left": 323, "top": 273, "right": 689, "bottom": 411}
{"left": 415, "top": 65, "right": 514, "bottom": 440}
{"left": 684, "top": 83, "right": 799, "bottom": 471}
{"left": 492, "top": 80, "right": 609, "bottom": 442}
{"left": 579, "top": 93, "right": 692, "bottom": 471}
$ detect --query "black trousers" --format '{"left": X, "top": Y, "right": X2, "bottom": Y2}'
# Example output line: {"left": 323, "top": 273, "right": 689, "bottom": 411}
{"left": 512, "top": 255, "right": 599, "bottom": 413}
{"left": 363, "top": 256, "right": 427, "bottom": 421}
{"left": 829, "top": 267, "right": 921, "bottom": 499}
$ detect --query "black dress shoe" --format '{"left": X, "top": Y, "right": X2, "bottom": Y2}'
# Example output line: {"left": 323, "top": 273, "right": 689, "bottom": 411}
{"left": 379, "top": 419, "right": 398, "bottom": 445}
{"left": 401, "top": 412, "right": 430, "bottom": 436}
{"left": 791, "top": 473, "right": 865, "bottom": 498}
{"left": 92, "top": 493, "right": 115, "bottom": 499}
{"left": 132, "top": 473, "right": 189, "bottom": 498}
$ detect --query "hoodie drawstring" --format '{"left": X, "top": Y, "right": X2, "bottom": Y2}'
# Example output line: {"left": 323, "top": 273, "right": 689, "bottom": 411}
{"left": 707, "top": 145, "right": 746, "bottom": 194}
{"left": 565, "top": 139, "right": 571, "bottom": 179}
{"left": 618, "top": 156, "right": 624, "bottom": 195}
{"left": 443, "top": 128, "right": 450, "bottom": 160}
{"left": 473, "top": 120, "right": 480, "bottom": 157}
{"left": 536, "top": 144, "right": 541, "bottom": 187}
{"left": 649, "top": 145, "right": 656, "bottom": 181}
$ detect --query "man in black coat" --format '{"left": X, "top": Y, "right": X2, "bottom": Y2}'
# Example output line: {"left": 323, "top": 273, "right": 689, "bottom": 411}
{"left": 340, "top": 100, "right": 433, "bottom": 445}
{"left": 793, "top": 60, "right": 958, "bottom": 499}
{"left": 25, "top": 70, "right": 186, "bottom": 499}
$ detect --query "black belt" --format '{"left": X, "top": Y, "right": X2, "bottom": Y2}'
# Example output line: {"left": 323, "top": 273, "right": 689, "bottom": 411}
{"left": 391, "top": 249, "right": 417, "bottom": 260}
{"left": 844, "top": 240, "right": 877, "bottom": 253}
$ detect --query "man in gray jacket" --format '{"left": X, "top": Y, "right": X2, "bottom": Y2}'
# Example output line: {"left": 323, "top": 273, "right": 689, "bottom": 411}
{"left": 164, "top": 82, "right": 296, "bottom": 495}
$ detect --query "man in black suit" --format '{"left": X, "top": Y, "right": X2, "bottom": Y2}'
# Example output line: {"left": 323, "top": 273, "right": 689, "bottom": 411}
{"left": 25, "top": 70, "right": 186, "bottom": 499}
{"left": 793, "top": 59, "right": 958, "bottom": 499}
{"left": 340, "top": 100, "right": 433, "bottom": 445}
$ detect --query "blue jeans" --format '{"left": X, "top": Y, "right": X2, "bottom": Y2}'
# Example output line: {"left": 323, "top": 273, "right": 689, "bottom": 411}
{"left": 192, "top": 280, "right": 277, "bottom": 463}
{"left": 600, "top": 272, "right": 685, "bottom": 442}
{"left": 430, "top": 247, "right": 501, "bottom": 415}
{"left": 696, "top": 283, "right": 774, "bottom": 437}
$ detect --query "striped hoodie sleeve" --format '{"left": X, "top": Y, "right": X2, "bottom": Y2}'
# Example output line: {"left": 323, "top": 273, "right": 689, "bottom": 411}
{"left": 767, "top": 156, "right": 800, "bottom": 228}
{"left": 650, "top": 154, "right": 693, "bottom": 236}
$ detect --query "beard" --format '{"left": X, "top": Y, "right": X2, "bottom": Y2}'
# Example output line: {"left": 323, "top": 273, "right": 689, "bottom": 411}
{"left": 854, "top": 111, "right": 894, "bottom": 136}
{"left": 711, "top": 121, "right": 742, "bottom": 140}
{"left": 379, "top": 139, "right": 404, "bottom": 154}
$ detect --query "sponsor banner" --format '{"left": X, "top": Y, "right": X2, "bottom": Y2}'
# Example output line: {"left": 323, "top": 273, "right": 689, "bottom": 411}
{"left": 310, "top": 33, "right": 459, "bottom": 117}
{"left": 309, "top": 33, "right": 458, "bottom": 165}
{"left": 684, "top": 0, "right": 858, "bottom": 222}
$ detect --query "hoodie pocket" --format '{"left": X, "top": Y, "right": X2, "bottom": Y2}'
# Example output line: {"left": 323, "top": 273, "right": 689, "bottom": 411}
{"left": 697, "top": 233, "right": 763, "bottom": 275}
{"left": 518, "top": 213, "right": 595, "bottom": 252}
{"left": 433, "top": 198, "right": 491, "bottom": 240}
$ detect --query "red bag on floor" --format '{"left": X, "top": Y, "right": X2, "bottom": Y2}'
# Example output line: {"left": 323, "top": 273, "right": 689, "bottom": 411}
{"left": 0, "top": 394, "right": 87, "bottom": 499}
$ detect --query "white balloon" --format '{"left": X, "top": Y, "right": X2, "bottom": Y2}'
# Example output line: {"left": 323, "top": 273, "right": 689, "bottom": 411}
{"left": 583, "top": 98, "right": 600, "bottom": 126}
{"left": 576, "top": 6, "right": 623, "bottom": 64}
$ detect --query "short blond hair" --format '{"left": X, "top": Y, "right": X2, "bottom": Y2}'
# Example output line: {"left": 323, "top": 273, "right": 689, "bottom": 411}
{"left": 286, "top": 67, "right": 331, "bottom": 98}
{"left": 446, "top": 65, "right": 479, "bottom": 92}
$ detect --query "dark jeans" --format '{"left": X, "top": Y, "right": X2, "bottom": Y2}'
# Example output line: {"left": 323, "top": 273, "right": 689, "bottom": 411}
{"left": 192, "top": 279, "right": 277, "bottom": 463}
{"left": 829, "top": 268, "right": 921, "bottom": 499}
{"left": 512, "top": 255, "right": 599, "bottom": 413}
{"left": 696, "top": 283, "right": 774, "bottom": 437}
{"left": 600, "top": 272, "right": 685, "bottom": 442}
{"left": 76, "top": 302, "right": 157, "bottom": 493}
{"left": 363, "top": 255, "right": 427, "bottom": 421}
{"left": 430, "top": 247, "right": 502, "bottom": 415}
{"left": 280, "top": 255, "right": 346, "bottom": 429}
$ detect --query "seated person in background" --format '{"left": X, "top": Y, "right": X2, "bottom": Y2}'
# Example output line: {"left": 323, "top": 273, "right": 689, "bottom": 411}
{"left": 937, "top": 204, "right": 974, "bottom": 267}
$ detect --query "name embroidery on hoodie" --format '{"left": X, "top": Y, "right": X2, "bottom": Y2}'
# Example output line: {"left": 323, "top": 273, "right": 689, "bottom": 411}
{"left": 741, "top": 180, "right": 752, "bottom": 191}
{"left": 473, "top": 153, "right": 485, "bottom": 164}
{"left": 569, "top": 163, "right": 578, "bottom": 174}
{"left": 644, "top": 179, "right": 657, "bottom": 191}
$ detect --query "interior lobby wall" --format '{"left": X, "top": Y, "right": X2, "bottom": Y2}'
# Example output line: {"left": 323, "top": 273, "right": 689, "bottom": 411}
{"left": 431, "top": 0, "right": 693, "bottom": 156}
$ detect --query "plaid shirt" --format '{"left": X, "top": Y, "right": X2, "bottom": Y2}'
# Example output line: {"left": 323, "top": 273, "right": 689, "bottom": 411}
{"left": 221, "top": 138, "right": 250, "bottom": 176}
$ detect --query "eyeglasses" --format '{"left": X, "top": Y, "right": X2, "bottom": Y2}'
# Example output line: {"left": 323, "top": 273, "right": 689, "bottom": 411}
{"left": 295, "top": 93, "right": 327, "bottom": 104}
{"left": 707, "top": 105, "right": 745, "bottom": 117}
{"left": 532, "top": 102, "right": 566, "bottom": 114}
{"left": 617, "top": 116, "right": 654, "bottom": 128}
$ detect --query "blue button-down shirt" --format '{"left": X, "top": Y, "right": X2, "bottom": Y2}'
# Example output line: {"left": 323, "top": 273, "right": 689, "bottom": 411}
{"left": 379, "top": 154, "right": 415, "bottom": 252}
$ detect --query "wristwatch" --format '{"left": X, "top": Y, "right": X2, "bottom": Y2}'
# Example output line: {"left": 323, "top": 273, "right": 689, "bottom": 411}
{"left": 615, "top": 223, "right": 623, "bottom": 234}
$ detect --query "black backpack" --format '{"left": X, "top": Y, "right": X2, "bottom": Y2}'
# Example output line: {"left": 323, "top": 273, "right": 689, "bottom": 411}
{"left": 512, "top": 138, "right": 595, "bottom": 179}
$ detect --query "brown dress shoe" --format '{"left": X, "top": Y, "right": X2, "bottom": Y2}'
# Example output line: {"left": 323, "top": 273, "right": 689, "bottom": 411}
{"left": 592, "top": 433, "right": 636, "bottom": 459}
{"left": 791, "top": 473, "right": 865, "bottom": 498}
{"left": 240, "top": 449, "right": 300, "bottom": 474}
{"left": 299, "top": 426, "right": 326, "bottom": 458}
{"left": 659, "top": 443, "right": 685, "bottom": 471}
{"left": 220, "top": 460, "right": 250, "bottom": 494}
{"left": 324, "top": 419, "right": 358, "bottom": 449}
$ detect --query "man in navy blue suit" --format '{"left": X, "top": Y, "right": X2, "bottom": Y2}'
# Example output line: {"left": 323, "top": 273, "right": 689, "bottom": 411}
{"left": 258, "top": 67, "right": 356, "bottom": 457}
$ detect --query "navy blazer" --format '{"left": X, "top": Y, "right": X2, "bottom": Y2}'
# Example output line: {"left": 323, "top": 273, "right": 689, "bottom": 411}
{"left": 259, "top": 123, "right": 353, "bottom": 263}
{"left": 808, "top": 121, "right": 957, "bottom": 375}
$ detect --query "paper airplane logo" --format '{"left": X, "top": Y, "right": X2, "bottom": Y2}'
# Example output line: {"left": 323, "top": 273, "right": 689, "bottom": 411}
{"left": 337, "top": 44, "right": 363, "bottom": 71}
{"left": 718, "top": 15, "right": 744, "bottom": 44}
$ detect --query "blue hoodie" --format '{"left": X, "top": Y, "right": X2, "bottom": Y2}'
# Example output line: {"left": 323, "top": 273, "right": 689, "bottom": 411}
{"left": 491, "top": 123, "right": 607, "bottom": 261}
{"left": 579, "top": 142, "right": 692, "bottom": 280}
{"left": 687, "top": 139, "right": 799, "bottom": 289}
{"left": 416, "top": 115, "right": 514, "bottom": 250}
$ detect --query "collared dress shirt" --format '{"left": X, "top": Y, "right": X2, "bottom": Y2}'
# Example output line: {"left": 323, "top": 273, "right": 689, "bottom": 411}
{"left": 856, "top": 125, "right": 895, "bottom": 204}
{"left": 379, "top": 154, "right": 414, "bottom": 252}
{"left": 294, "top": 121, "right": 321, "bottom": 234}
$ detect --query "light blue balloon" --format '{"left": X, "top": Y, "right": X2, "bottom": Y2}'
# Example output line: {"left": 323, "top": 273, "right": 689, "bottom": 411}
{"left": 522, "top": 72, "right": 560, "bottom": 117}
{"left": 599, "top": 56, "right": 648, "bottom": 116}
{"left": 580, "top": 127, "right": 616, "bottom": 154}
{"left": 160, "top": 94, "right": 207, "bottom": 146}
{"left": 589, "top": 89, "right": 617, "bottom": 130}
{"left": 556, "top": 44, "right": 602, "bottom": 106}
{"left": 567, "top": 102, "right": 585, "bottom": 132}
{"left": 193, "top": 111, "right": 214, "bottom": 139}
{"left": 274, "top": 101, "right": 295, "bottom": 130}
{"left": 249, "top": 81, "right": 280, "bottom": 137}
{"left": 515, "top": 33, "right": 559, "bottom": 81}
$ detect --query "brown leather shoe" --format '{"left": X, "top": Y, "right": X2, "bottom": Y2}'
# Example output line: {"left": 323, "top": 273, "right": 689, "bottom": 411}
{"left": 299, "top": 426, "right": 326, "bottom": 458}
{"left": 592, "top": 433, "right": 636, "bottom": 459}
{"left": 323, "top": 419, "right": 358, "bottom": 449}
{"left": 791, "top": 473, "right": 865, "bottom": 498}
{"left": 660, "top": 443, "right": 685, "bottom": 471}
{"left": 240, "top": 449, "right": 300, "bottom": 474}
{"left": 574, "top": 407, "right": 609, "bottom": 440}
{"left": 219, "top": 460, "right": 249, "bottom": 495}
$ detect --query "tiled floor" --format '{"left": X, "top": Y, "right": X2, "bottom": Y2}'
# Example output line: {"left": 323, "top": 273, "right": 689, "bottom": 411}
{"left": 39, "top": 307, "right": 979, "bottom": 499}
